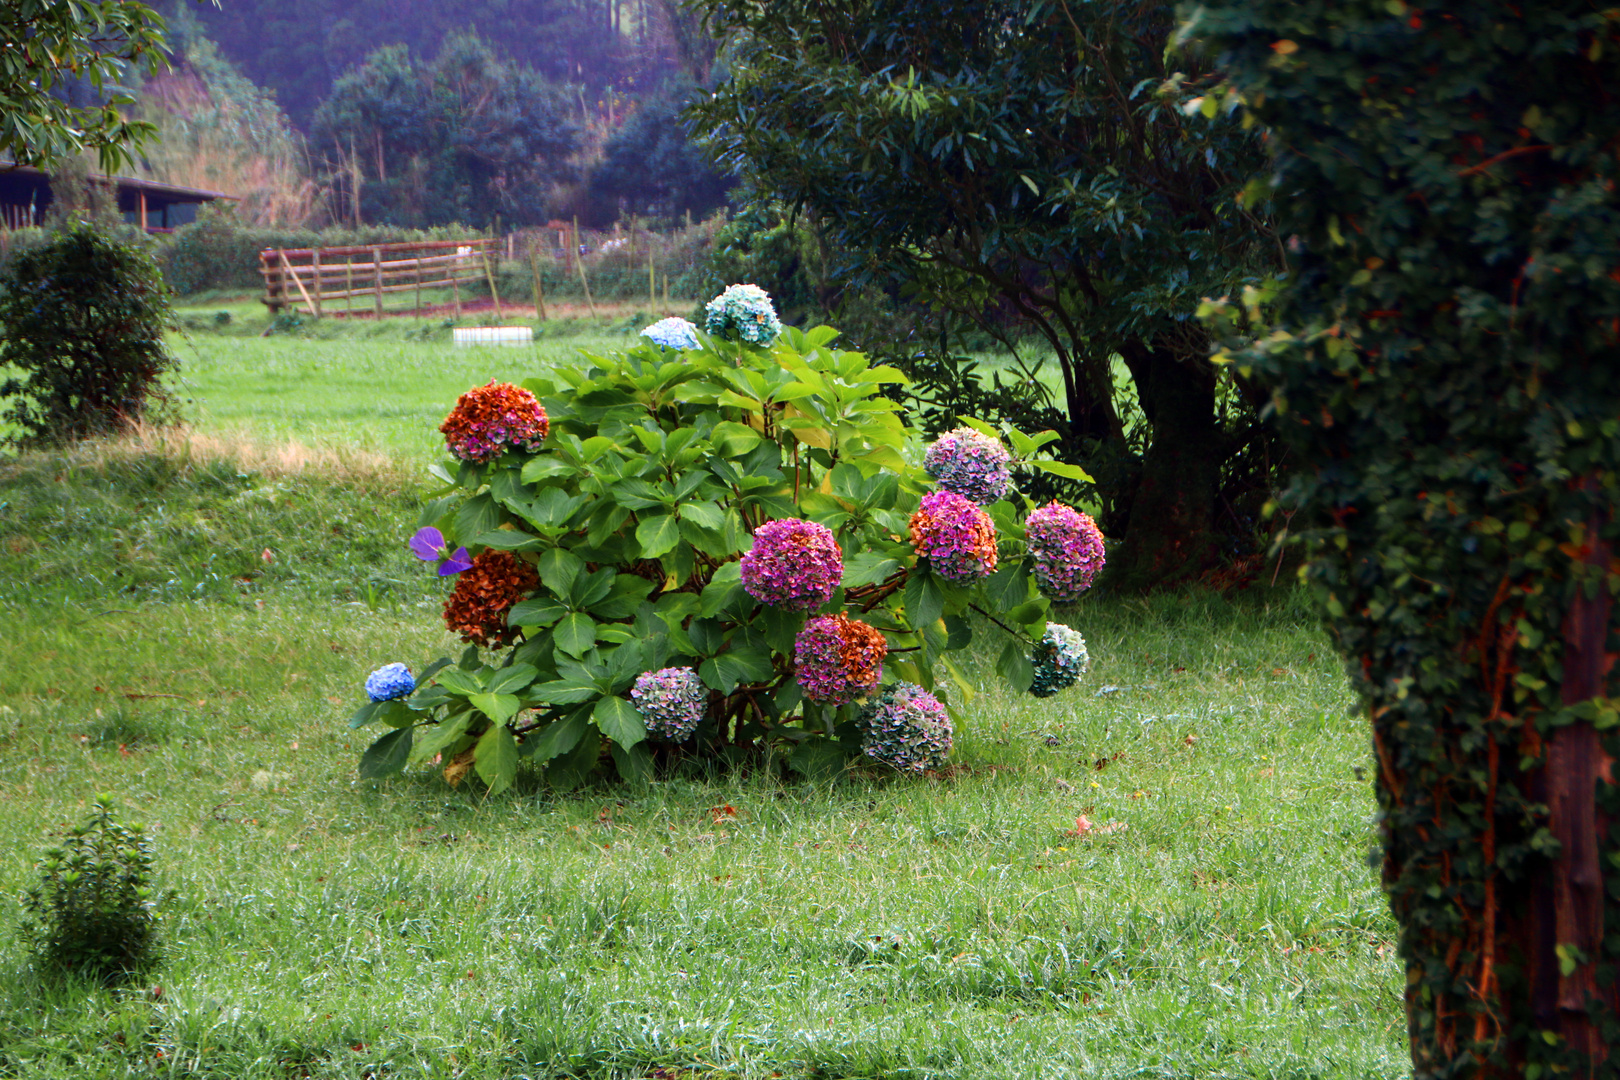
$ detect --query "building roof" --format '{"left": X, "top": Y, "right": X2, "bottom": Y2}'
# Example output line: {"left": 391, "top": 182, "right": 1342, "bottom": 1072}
{"left": 0, "top": 163, "right": 237, "bottom": 203}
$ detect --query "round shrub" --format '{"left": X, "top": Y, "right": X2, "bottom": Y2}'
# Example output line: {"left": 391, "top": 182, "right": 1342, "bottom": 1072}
{"left": 0, "top": 224, "right": 177, "bottom": 447}
{"left": 347, "top": 286, "right": 1107, "bottom": 792}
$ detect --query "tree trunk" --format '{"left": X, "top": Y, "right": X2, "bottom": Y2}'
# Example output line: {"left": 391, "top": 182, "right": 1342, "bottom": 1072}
{"left": 1110, "top": 339, "right": 1222, "bottom": 590}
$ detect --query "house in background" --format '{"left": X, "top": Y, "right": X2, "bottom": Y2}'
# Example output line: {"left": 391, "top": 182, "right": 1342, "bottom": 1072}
{"left": 0, "top": 164, "right": 236, "bottom": 232}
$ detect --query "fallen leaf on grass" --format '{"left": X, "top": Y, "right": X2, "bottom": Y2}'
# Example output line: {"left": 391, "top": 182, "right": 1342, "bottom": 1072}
{"left": 443, "top": 748, "right": 476, "bottom": 787}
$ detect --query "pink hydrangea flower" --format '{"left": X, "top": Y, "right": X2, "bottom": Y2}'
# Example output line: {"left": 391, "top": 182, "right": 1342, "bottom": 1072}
{"left": 630, "top": 667, "right": 708, "bottom": 741}
{"left": 740, "top": 518, "right": 843, "bottom": 611}
{"left": 908, "top": 491, "right": 998, "bottom": 584}
{"left": 924, "top": 427, "right": 1013, "bottom": 504}
{"left": 794, "top": 613, "right": 886, "bottom": 706}
{"left": 1025, "top": 502, "right": 1106, "bottom": 601}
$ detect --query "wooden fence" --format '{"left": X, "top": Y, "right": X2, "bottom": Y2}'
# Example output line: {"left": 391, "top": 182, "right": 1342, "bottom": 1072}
{"left": 258, "top": 238, "right": 502, "bottom": 319}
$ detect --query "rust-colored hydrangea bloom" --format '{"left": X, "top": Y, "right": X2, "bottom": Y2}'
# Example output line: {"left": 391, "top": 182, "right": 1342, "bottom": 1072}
{"left": 442, "top": 550, "right": 539, "bottom": 646}
{"left": 439, "top": 381, "right": 550, "bottom": 463}
{"left": 908, "top": 490, "right": 998, "bottom": 584}
{"left": 794, "top": 613, "right": 887, "bottom": 706}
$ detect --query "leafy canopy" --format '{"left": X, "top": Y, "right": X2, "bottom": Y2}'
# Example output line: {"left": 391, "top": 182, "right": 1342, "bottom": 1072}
{"left": 0, "top": 0, "right": 213, "bottom": 173}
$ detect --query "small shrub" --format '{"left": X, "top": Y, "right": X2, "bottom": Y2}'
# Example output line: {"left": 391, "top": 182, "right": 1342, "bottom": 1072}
{"left": 0, "top": 224, "right": 178, "bottom": 448}
{"left": 18, "top": 797, "right": 161, "bottom": 982}
{"left": 350, "top": 286, "right": 1108, "bottom": 791}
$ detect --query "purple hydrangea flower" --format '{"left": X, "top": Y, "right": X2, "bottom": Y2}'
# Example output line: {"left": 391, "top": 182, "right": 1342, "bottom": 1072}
{"left": 794, "top": 614, "right": 886, "bottom": 706}
{"left": 1025, "top": 503, "right": 1106, "bottom": 601}
{"left": 858, "top": 682, "right": 953, "bottom": 773}
{"left": 908, "top": 491, "right": 998, "bottom": 584}
{"left": 740, "top": 518, "right": 843, "bottom": 611}
{"left": 640, "top": 316, "right": 701, "bottom": 350}
{"left": 364, "top": 662, "right": 416, "bottom": 702}
{"left": 1030, "top": 623, "right": 1089, "bottom": 698}
{"left": 924, "top": 427, "right": 1013, "bottom": 504}
{"left": 408, "top": 527, "right": 473, "bottom": 577}
{"left": 630, "top": 667, "right": 708, "bottom": 742}
{"left": 704, "top": 283, "right": 782, "bottom": 346}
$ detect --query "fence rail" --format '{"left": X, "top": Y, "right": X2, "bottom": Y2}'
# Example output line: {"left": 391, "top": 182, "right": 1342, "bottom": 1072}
{"left": 258, "top": 238, "right": 501, "bottom": 319}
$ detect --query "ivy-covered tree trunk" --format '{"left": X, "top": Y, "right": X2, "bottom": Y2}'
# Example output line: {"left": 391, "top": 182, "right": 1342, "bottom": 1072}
{"left": 1185, "top": 1, "right": 1620, "bottom": 1074}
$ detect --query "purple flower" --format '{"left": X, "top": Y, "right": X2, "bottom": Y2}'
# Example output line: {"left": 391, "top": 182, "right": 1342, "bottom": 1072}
{"left": 364, "top": 662, "right": 416, "bottom": 702}
{"left": 409, "top": 527, "right": 472, "bottom": 577}
{"left": 794, "top": 614, "right": 886, "bottom": 707}
{"left": 858, "top": 682, "right": 952, "bottom": 773}
{"left": 630, "top": 667, "right": 708, "bottom": 742}
{"left": 908, "top": 491, "right": 998, "bottom": 584}
{"left": 924, "top": 427, "right": 1013, "bottom": 504}
{"left": 740, "top": 518, "right": 843, "bottom": 611}
{"left": 1025, "top": 503, "right": 1106, "bottom": 601}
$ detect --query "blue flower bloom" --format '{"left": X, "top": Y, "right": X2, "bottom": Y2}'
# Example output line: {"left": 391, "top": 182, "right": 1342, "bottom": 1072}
{"left": 703, "top": 283, "right": 782, "bottom": 346}
{"left": 1030, "top": 623, "right": 1090, "bottom": 698}
{"left": 640, "top": 316, "right": 701, "bottom": 350}
{"left": 365, "top": 662, "right": 415, "bottom": 702}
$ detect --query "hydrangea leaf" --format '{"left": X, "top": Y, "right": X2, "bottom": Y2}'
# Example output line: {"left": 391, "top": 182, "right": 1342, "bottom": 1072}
{"left": 521, "top": 708, "right": 591, "bottom": 762}
{"left": 593, "top": 695, "right": 646, "bottom": 748}
{"left": 473, "top": 724, "right": 519, "bottom": 795}
{"left": 358, "top": 726, "right": 413, "bottom": 779}
{"left": 636, "top": 513, "right": 682, "bottom": 558}
{"left": 553, "top": 612, "right": 598, "bottom": 658}
{"left": 996, "top": 641, "right": 1035, "bottom": 694}
{"left": 903, "top": 568, "right": 945, "bottom": 629}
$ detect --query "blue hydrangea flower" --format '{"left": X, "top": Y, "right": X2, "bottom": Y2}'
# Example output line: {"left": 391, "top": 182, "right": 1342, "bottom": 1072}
{"left": 703, "top": 283, "right": 782, "bottom": 346}
{"left": 858, "top": 682, "right": 953, "bottom": 773}
{"left": 365, "top": 662, "right": 416, "bottom": 702}
{"left": 640, "top": 316, "right": 701, "bottom": 350}
{"left": 1029, "top": 623, "right": 1090, "bottom": 698}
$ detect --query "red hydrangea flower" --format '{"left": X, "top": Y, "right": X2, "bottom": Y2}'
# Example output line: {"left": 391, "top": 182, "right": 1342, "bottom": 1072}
{"left": 439, "top": 381, "right": 549, "bottom": 463}
{"left": 908, "top": 490, "right": 998, "bottom": 584}
{"left": 794, "top": 613, "right": 887, "bottom": 706}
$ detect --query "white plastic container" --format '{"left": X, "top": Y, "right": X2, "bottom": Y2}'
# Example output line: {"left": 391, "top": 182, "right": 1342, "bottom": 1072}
{"left": 452, "top": 326, "right": 533, "bottom": 347}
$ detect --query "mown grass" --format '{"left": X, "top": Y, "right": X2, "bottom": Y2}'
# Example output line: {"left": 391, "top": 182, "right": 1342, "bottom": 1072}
{"left": 0, "top": 320, "right": 1402, "bottom": 1079}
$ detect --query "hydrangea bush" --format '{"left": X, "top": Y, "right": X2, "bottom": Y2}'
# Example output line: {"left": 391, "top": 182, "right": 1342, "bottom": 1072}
{"left": 349, "top": 289, "right": 1106, "bottom": 791}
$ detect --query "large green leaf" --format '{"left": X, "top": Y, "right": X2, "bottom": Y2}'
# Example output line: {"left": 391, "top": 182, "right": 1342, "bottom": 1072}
{"left": 508, "top": 596, "right": 568, "bottom": 627}
{"left": 453, "top": 493, "right": 502, "bottom": 546}
{"left": 636, "top": 513, "right": 682, "bottom": 558}
{"left": 358, "top": 726, "right": 413, "bottom": 779}
{"left": 412, "top": 711, "right": 474, "bottom": 761}
{"left": 996, "top": 641, "right": 1035, "bottom": 694}
{"left": 538, "top": 548, "right": 585, "bottom": 597}
{"left": 522, "top": 709, "right": 591, "bottom": 762}
{"left": 474, "top": 724, "right": 519, "bottom": 794}
{"left": 698, "top": 648, "right": 775, "bottom": 695}
{"left": 903, "top": 568, "right": 945, "bottom": 630}
{"left": 609, "top": 741, "right": 653, "bottom": 787}
{"left": 483, "top": 664, "right": 539, "bottom": 696}
{"left": 468, "top": 692, "right": 523, "bottom": 724}
{"left": 554, "top": 612, "right": 598, "bottom": 658}
{"left": 433, "top": 668, "right": 484, "bottom": 696}
{"left": 592, "top": 695, "right": 646, "bottom": 748}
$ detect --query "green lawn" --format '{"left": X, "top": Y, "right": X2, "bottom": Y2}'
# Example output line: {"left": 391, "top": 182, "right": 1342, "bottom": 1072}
{"left": 0, "top": 316, "right": 1403, "bottom": 1079}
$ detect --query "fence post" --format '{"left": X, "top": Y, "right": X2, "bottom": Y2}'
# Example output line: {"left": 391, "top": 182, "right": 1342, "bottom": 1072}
{"left": 528, "top": 247, "right": 547, "bottom": 321}
{"left": 373, "top": 246, "right": 383, "bottom": 318}
{"left": 311, "top": 249, "right": 323, "bottom": 318}
{"left": 482, "top": 242, "right": 504, "bottom": 323}
{"left": 345, "top": 256, "right": 354, "bottom": 315}
{"left": 415, "top": 253, "right": 423, "bottom": 321}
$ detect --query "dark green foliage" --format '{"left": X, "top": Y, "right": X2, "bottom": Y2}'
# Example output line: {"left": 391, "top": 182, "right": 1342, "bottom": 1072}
{"left": 169, "top": 0, "right": 668, "bottom": 129}
{"left": 688, "top": 0, "right": 1279, "bottom": 588}
{"left": 0, "top": 0, "right": 172, "bottom": 171}
{"left": 19, "top": 798, "right": 160, "bottom": 982}
{"left": 1184, "top": 0, "right": 1620, "bottom": 1072}
{"left": 0, "top": 225, "right": 177, "bottom": 447}
{"left": 586, "top": 79, "right": 733, "bottom": 227}
{"left": 309, "top": 34, "right": 581, "bottom": 229}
